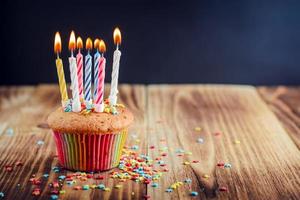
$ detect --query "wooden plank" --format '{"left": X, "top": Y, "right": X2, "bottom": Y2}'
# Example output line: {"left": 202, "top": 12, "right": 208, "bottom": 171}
{"left": 0, "top": 84, "right": 147, "bottom": 200}
{"left": 147, "top": 85, "right": 300, "bottom": 200}
{"left": 258, "top": 86, "right": 300, "bottom": 149}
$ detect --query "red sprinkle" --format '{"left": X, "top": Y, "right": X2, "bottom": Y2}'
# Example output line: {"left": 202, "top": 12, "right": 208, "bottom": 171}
{"left": 144, "top": 180, "right": 151, "bottom": 184}
{"left": 143, "top": 195, "right": 151, "bottom": 199}
{"left": 192, "top": 160, "right": 199, "bottom": 163}
{"left": 74, "top": 186, "right": 81, "bottom": 190}
{"left": 217, "top": 162, "right": 225, "bottom": 167}
{"left": 161, "top": 153, "right": 167, "bottom": 157}
{"left": 32, "top": 188, "right": 41, "bottom": 196}
{"left": 87, "top": 174, "right": 93, "bottom": 178}
{"left": 149, "top": 146, "right": 155, "bottom": 149}
{"left": 95, "top": 175, "right": 104, "bottom": 180}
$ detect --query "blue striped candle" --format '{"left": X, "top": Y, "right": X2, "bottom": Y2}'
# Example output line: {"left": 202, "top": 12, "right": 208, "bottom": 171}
{"left": 84, "top": 53, "right": 92, "bottom": 103}
{"left": 93, "top": 39, "right": 101, "bottom": 105}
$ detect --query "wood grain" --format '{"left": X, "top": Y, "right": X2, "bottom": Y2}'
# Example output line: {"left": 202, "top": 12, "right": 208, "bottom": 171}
{"left": 147, "top": 85, "right": 300, "bottom": 200}
{"left": 258, "top": 86, "right": 300, "bottom": 149}
{"left": 0, "top": 84, "right": 300, "bottom": 200}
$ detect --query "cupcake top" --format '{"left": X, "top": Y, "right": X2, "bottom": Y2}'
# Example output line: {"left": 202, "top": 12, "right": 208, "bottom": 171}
{"left": 47, "top": 106, "right": 134, "bottom": 134}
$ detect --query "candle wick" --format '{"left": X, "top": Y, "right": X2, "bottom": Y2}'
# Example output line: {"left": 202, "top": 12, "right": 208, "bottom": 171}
{"left": 56, "top": 52, "right": 59, "bottom": 59}
{"left": 116, "top": 44, "right": 119, "bottom": 50}
{"left": 79, "top": 49, "right": 81, "bottom": 54}
{"left": 71, "top": 50, "right": 74, "bottom": 57}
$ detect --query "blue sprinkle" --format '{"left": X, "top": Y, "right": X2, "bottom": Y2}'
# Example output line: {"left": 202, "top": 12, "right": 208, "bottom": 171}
{"left": 37, "top": 140, "right": 45, "bottom": 145}
{"left": 50, "top": 194, "right": 58, "bottom": 200}
{"left": 165, "top": 188, "right": 173, "bottom": 193}
{"left": 66, "top": 181, "right": 74, "bottom": 185}
{"left": 190, "top": 191, "right": 198, "bottom": 196}
{"left": 97, "top": 184, "right": 105, "bottom": 190}
{"left": 197, "top": 138, "right": 204, "bottom": 144}
{"left": 224, "top": 163, "right": 232, "bottom": 168}
{"left": 151, "top": 183, "right": 159, "bottom": 188}
{"left": 43, "top": 174, "right": 49, "bottom": 178}
{"left": 82, "top": 185, "right": 89, "bottom": 190}
{"left": 175, "top": 149, "right": 185, "bottom": 153}
{"left": 0, "top": 192, "right": 4, "bottom": 198}
{"left": 6, "top": 128, "right": 14, "bottom": 136}
{"left": 131, "top": 145, "right": 139, "bottom": 150}
{"left": 184, "top": 178, "right": 192, "bottom": 184}
{"left": 58, "top": 175, "right": 66, "bottom": 180}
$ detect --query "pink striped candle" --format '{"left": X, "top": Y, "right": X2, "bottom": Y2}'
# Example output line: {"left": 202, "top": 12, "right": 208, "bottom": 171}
{"left": 94, "top": 40, "right": 106, "bottom": 112}
{"left": 76, "top": 37, "right": 84, "bottom": 99}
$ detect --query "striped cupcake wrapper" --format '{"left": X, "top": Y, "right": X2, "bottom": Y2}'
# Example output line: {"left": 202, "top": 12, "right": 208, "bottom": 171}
{"left": 52, "top": 129, "right": 128, "bottom": 172}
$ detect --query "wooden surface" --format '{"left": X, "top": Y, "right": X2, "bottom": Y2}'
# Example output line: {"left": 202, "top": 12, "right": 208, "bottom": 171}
{"left": 0, "top": 84, "right": 299, "bottom": 200}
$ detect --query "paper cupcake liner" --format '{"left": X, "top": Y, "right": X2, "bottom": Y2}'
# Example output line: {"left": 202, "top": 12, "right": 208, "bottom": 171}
{"left": 52, "top": 129, "right": 128, "bottom": 172}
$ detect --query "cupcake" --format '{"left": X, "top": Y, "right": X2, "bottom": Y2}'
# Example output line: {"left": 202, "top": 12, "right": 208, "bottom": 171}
{"left": 47, "top": 105, "right": 134, "bottom": 172}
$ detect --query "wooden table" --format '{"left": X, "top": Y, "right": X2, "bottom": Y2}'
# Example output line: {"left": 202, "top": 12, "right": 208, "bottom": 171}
{"left": 0, "top": 84, "right": 299, "bottom": 200}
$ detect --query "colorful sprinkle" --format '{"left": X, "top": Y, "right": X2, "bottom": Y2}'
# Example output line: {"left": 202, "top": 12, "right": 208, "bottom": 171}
{"left": 50, "top": 194, "right": 58, "bottom": 200}
{"left": 165, "top": 188, "right": 173, "bottom": 193}
{"left": 6, "top": 128, "right": 14, "bottom": 136}
{"left": 203, "top": 174, "right": 210, "bottom": 179}
{"left": 59, "top": 190, "right": 66, "bottom": 194}
{"left": 151, "top": 183, "right": 159, "bottom": 188}
{"left": 224, "top": 163, "right": 232, "bottom": 168}
{"left": 37, "top": 140, "right": 45, "bottom": 145}
{"left": 97, "top": 184, "right": 105, "bottom": 190}
{"left": 190, "top": 191, "right": 198, "bottom": 196}
{"left": 184, "top": 178, "right": 192, "bottom": 184}
{"left": 115, "top": 184, "right": 122, "bottom": 189}
{"left": 197, "top": 138, "right": 204, "bottom": 143}
{"left": 194, "top": 127, "right": 202, "bottom": 132}
{"left": 82, "top": 185, "right": 89, "bottom": 190}
{"left": 0, "top": 192, "right": 4, "bottom": 198}
{"left": 219, "top": 186, "right": 228, "bottom": 192}
{"left": 234, "top": 140, "right": 240, "bottom": 144}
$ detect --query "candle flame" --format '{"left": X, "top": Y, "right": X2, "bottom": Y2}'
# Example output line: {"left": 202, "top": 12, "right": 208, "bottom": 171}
{"left": 113, "top": 27, "right": 121, "bottom": 45}
{"left": 54, "top": 32, "right": 61, "bottom": 53}
{"left": 99, "top": 40, "right": 106, "bottom": 53}
{"left": 86, "top": 38, "right": 93, "bottom": 50}
{"left": 76, "top": 37, "right": 83, "bottom": 49}
{"left": 94, "top": 38, "right": 100, "bottom": 50}
{"left": 68, "top": 31, "right": 76, "bottom": 50}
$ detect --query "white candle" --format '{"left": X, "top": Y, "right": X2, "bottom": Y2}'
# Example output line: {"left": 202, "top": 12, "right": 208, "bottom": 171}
{"left": 69, "top": 31, "right": 81, "bottom": 112}
{"left": 109, "top": 27, "right": 122, "bottom": 106}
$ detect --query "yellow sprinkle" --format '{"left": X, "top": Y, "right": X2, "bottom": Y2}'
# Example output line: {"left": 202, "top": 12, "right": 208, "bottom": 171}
{"left": 116, "top": 103, "right": 125, "bottom": 108}
{"left": 234, "top": 140, "right": 241, "bottom": 144}
{"left": 104, "top": 107, "right": 110, "bottom": 113}
{"left": 59, "top": 190, "right": 66, "bottom": 194}
{"left": 185, "top": 151, "right": 192, "bottom": 155}
{"left": 90, "top": 184, "right": 97, "bottom": 189}
{"left": 203, "top": 174, "right": 210, "bottom": 179}
{"left": 183, "top": 161, "right": 190, "bottom": 165}
{"left": 170, "top": 185, "right": 177, "bottom": 189}
{"left": 194, "top": 127, "right": 202, "bottom": 131}
{"left": 104, "top": 188, "right": 111, "bottom": 191}
{"left": 135, "top": 139, "right": 140, "bottom": 143}
{"left": 115, "top": 185, "right": 122, "bottom": 189}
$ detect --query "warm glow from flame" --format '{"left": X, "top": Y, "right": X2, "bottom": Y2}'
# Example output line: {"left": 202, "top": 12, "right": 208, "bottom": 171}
{"left": 94, "top": 38, "right": 100, "bottom": 50}
{"left": 69, "top": 31, "right": 76, "bottom": 50}
{"left": 99, "top": 40, "right": 106, "bottom": 53}
{"left": 54, "top": 32, "right": 61, "bottom": 53}
{"left": 113, "top": 27, "right": 121, "bottom": 45}
{"left": 76, "top": 37, "right": 83, "bottom": 49}
{"left": 86, "top": 38, "right": 93, "bottom": 50}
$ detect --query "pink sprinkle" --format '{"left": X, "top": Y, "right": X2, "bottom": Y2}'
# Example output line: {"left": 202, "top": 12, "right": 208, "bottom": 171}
{"left": 87, "top": 174, "right": 93, "bottom": 178}
{"left": 143, "top": 195, "right": 151, "bottom": 199}
{"left": 192, "top": 160, "right": 199, "bottom": 163}
{"left": 149, "top": 146, "right": 155, "bottom": 149}
{"left": 15, "top": 161, "right": 23, "bottom": 166}
{"left": 50, "top": 189, "right": 59, "bottom": 194}
{"left": 219, "top": 186, "right": 228, "bottom": 192}
{"left": 214, "top": 132, "right": 221, "bottom": 136}
{"left": 74, "top": 186, "right": 81, "bottom": 190}
{"left": 5, "top": 165, "right": 13, "bottom": 172}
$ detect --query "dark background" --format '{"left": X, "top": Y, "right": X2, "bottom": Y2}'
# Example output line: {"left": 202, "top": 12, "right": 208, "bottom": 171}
{"left": 1, "top": 0, "right": 300, "bottom": 85}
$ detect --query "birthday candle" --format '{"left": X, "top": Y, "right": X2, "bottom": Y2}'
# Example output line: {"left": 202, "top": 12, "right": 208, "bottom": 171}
{"left": 54, "top": 32, "right": 68, "bottom": 106}
{"left": 68, "top": 31, "right": 81, "bottom": 112}
{"left": 93, "top": 39, "right": 101, "bottom": 107}
{"left": 94, "top": 40, "right": 106, "bottom": 112}
{"left": 76, "top": 37, "right": 84, "bottom": 99}
{"left": 84, "top": 38, "right": 93, "bottom": 104}
{"left": 109, "top": 27, "right": 122, "bottom": 106}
